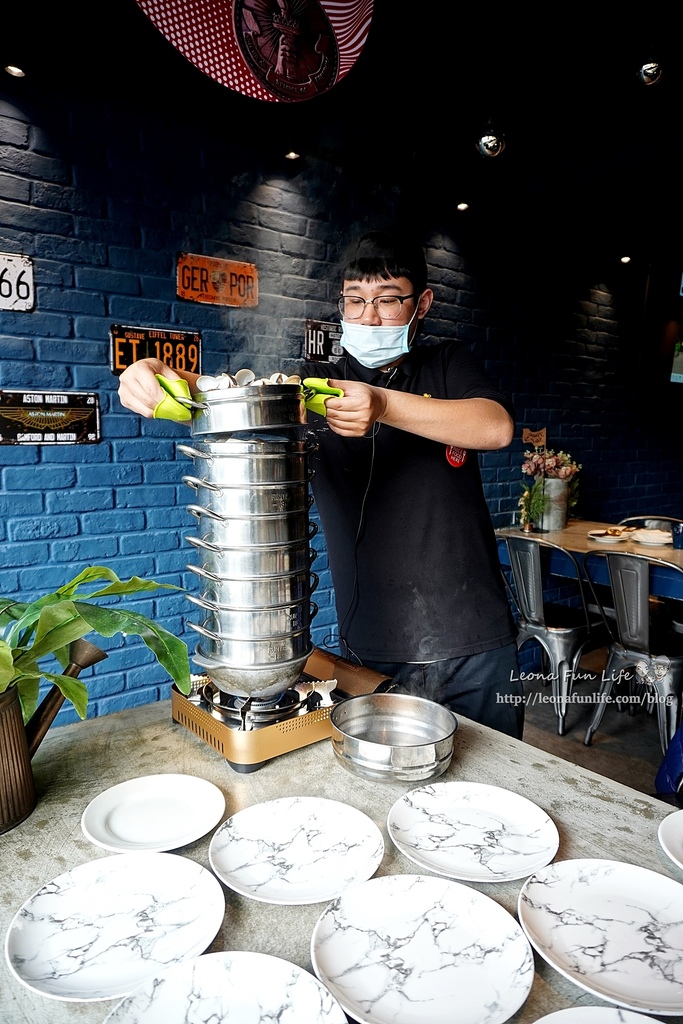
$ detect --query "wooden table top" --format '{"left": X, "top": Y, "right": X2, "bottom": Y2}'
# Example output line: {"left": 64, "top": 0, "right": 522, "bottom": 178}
{"left": 497, "top": 518, "right": 683, "bottom": 567}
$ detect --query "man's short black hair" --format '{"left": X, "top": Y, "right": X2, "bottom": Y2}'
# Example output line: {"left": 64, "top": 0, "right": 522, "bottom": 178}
{"left": 341, "top": 230, "right": 428, "bottom": 294}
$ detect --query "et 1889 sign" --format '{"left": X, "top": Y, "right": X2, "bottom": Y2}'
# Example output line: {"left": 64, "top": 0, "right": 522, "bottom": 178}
{"left": 109, "top": 325, "right": 202, "bottom": 376}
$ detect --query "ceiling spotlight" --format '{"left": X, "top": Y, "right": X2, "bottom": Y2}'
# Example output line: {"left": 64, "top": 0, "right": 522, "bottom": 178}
{"left": 476, "top": 131, "right": 506, "bottom": 158}
{"left": 620, "top": 256, "right": 631, "bottom": 264}
{"left": 4, "top": 65, "right": 25, "bottom": 78}
{"left": 456, "top": 202, "right": 469, "bottom": 212}
{"left": 638, "top": 61, "right": 662, "bottom": 85}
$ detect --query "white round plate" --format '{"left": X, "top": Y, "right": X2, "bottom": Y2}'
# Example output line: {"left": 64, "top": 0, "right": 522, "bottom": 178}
{"left": 630, "top": 529, "right": 673, "bottom": 546}
{"left": 81, "top": 773, "right": 226, "bottom": 852}
{"left": 387, "top": 781, "right": 559, "bottom": 882}
{"left": 518, "top": 859, "right": 683, "bottom": 1014}
{"left": 533, "top": 1010, "right": 661, "bottom": 1024}
{"left": 209, "top": 796, "right": 384, "bottom": 905}
{"left": 658, "top": 809, "right": 683, "bottom": 871}
{"left": 311, "top": 873, "right": 534, "bottom": 1024}
{"left": 4, "top": 853, "right": 225, "bottom": 1002}
{"left": 587, "top": 530, "right": 626, "bottom": 544}
{"left": 103, "top": 951, "right": 347, "bottom": 1023}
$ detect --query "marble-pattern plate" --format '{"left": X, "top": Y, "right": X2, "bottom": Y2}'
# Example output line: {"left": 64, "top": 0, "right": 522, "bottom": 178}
{"left": 533, "top": 1010, "right": 662, "bottom": 1024}
{"left": 518, "top": 859, "right": 683, "bottom": 1014}
{"left": 658, "top": 809, "right": 683, "bottom": 872}
{"left": 209, "top": 796, "right": 384, "bottom": 905}
{"left": 4, "top": 853, "right": 225, "bottom": 1002}
{"left": 81, "top": 773, "right": 226, "bottom": 852}
{"left": 311, "top": 873, "right": 534, "bottom": 1024}
{"left": 387, "top": 781, "right": 559, "bottom": 882}
{"left": 103, "top": 951, "right": 347, "bottom": 1023}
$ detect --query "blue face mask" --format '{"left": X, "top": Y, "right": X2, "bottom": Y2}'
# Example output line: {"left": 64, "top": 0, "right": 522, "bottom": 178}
{"left": 340, "top": 305, "right": 420, "bottom": 369}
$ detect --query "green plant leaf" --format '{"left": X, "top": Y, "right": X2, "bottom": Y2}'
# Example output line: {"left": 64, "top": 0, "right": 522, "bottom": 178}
{"left": 15, "top": 674, "right": 41, "bottom": 723}
{"left": 13, "top": 603, "right": 90, "bottom": 668}
{"left": 74, "top": 603, "right": 191, "bottom": 694}
{"left": 0, "top": 639, "right": 15, "bottom": 690}
{"left": 42, "top": 672, "right": 89, "bottom": 720}
{"left": 56, "top": 566, "right": 180, "bottom": 601}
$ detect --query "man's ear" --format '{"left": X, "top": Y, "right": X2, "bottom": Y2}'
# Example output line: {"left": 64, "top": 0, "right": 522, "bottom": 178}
{"left": 417, "top": 289, "right": 434, "bottom": 319}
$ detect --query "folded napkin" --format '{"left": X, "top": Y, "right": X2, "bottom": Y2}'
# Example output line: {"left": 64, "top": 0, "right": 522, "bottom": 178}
{"left": 631, "top": 528, "right": 672, "bottom": 544}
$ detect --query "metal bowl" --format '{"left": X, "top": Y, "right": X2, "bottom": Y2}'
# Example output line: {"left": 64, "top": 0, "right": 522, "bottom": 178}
{"left": 182, "top": 476, "right": 313, "bottom": 516}
{"left": 329, "top": 693, "right": 457, "bottom": 783}
{"left": 186, "top": 537, "right": 317, "bottom": 578}
{"left": 178, "top": 438, "right": 313, "bottom": 485}
{"left": 186, "top": 595, "right": 317, "bottom": 638}
{"left": 187, "top": 505, "right": 317, "bottom": 546}
{"left": 188, "top": 385, "right": 306, "bottom": 436}
{"left": 191, "top": 644, "right": 313, "bottom": 698}
{"left": 190, "top": 567, "right": 318, "bottom": 609}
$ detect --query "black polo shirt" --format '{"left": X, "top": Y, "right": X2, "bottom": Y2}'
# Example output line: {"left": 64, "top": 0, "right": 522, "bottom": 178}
{"left": 301, "top": 341, "right": 516, "bottom": 663}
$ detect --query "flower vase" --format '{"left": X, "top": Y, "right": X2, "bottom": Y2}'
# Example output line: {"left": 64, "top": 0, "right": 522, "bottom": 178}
{"left": 538, "top": 478, "right": 569, "bottom": 532}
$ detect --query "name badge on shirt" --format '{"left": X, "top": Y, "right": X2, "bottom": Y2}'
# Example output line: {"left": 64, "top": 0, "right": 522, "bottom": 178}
{"left": 445, "top": 445, "right": 468, "bottom": 467}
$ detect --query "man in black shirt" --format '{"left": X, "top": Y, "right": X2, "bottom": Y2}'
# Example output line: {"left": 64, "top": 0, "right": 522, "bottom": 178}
{"left": 117, "top": 231, "right": 524, "bottom": 736}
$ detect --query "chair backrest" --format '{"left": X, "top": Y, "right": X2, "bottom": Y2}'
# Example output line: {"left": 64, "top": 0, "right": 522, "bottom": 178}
{"left": 618, "top": 516, "right": 683, "bottom": 532}
{"left": 583, "top": 550, "right": 683, "bottom": 654}
{"left": 505, "top": 535, "right": 589, "bottom": 628}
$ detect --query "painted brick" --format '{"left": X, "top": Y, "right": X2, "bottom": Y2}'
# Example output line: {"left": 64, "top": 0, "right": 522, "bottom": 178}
{"left": 0, "top": 492, "right": 43, "bottom": 517}
{"left": 3, "top": 464, "right": 76, "bottom": 490}
{"left": 120, "top": 531, "right": 179, "bottom": 555}
{"left": 0, "top": 172, "right": 29, "bottom": 202}
{"left": 8, "top": 515, "right": 80, "bottom": 541}
{"left": 80, "top": 514, "right": 144, "bottom": 541}
{"left": 0, "top": 540, "right": 49, "bottom": 568}
{"left": 46, "top": 488, "right": 114, "bottom": 513}
{"left": 51, "top": 536, "right": 119, "bottom": 561}
{"left": 77, "top": 464, "right": 142, "bottom": 487}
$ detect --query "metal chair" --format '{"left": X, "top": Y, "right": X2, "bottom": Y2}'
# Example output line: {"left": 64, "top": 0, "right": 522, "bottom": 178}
{"left": 618, "top": 517, "right": 683, "bottom": 636}
{"left": 583, "top": 550, "right": 683, "bottom": 754}
{"left": 618, "top": 515, "right": 683, "bottom": 531}
{"left": 503, "top": 535, "right": 609, "bottom": 736}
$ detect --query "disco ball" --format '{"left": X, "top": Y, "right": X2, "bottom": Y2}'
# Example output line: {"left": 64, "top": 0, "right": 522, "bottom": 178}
{"left": 477, "top": 133, "right": 506, "bottom": 158}
{"left": 639, "top": 62, "right": 662, "bottom": 85}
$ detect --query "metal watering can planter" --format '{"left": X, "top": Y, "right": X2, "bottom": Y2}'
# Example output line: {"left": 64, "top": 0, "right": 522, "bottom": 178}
{"left": 0, "top": 567, "right": 192, "bottom": 834}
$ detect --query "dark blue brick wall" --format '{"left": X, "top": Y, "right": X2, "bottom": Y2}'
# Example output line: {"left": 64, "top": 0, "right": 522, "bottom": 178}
{"left": 1, "top": 81, "right": 682, "bottom": 727}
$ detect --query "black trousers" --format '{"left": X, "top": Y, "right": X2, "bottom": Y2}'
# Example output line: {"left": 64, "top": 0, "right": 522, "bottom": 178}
{"left": 362, "top": 641, "right": 524, "bottom": 739}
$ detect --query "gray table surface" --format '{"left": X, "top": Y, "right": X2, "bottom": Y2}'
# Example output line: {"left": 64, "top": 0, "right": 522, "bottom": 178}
{"left": 3, "top": 699, "right": 682, "bottom": 1024}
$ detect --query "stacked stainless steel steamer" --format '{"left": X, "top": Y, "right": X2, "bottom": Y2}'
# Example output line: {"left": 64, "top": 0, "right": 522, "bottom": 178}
{"left": 177, "top": 383, "right": 318, "bottom": 698}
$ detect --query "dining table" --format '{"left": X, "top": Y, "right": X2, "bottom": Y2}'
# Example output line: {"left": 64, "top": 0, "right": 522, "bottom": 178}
{"left": 3, "top": 696, "right": 683, "bottom": 1024}
{"left": 496, "top": 518, "right": 683, "bottom": 600}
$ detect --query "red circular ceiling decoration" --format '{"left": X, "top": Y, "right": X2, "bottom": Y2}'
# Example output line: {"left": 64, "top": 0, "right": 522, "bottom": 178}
{"left": 135, "top": 0, "right": 374, "bottom": 102}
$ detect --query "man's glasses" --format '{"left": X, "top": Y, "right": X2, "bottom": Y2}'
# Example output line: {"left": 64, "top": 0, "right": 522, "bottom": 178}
{"left": 338, "top": 293, "right": 416, "bottom": 320}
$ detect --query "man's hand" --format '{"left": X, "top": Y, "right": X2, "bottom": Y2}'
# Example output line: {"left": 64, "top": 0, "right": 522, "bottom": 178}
{"left": 118, "top": 359, "right": 199, "bottom": 418}
{"left": 323, "top": 379, "right": 387, "bottom": 436}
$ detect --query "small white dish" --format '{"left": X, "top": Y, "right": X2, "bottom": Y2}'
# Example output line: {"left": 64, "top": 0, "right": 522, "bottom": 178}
{"left": 587, "top": 530, "right": 626, "bottom": 544}
{"left": 4, "top": 853, "right": 225, "bottom": 1002}
{"left": 518, "top": 858, "right": 683, "bottom": 1013}
{"left": 311, "top": 873, "right": 534, "bottom": 1024}
{"left": 103, "top": 951, "right": 347, "bottom": 1023}
{"left": 532, "top": 1009, "right": 661, "bottom": 1024}
{"left": 81, "top": 773, "right": 225, "bottom": 852}
{"left": 630, "top": 528, "right": 673, "bottom": 546}
{"left": 658, "top": 808, "right": 683, "bottom": 871}
{"left": 209, "top": 796, "right": 384, "bottom": 905}
{"left": 387, "top": 781, "right": 559, "bottom": 882}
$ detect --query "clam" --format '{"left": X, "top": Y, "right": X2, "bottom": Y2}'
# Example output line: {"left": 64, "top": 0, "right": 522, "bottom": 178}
{"left": 234, "top": 368, "right": 256, "bottom": 386}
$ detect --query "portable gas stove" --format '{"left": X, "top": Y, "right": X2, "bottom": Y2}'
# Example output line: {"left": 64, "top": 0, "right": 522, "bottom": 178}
{"left": 171, "top": 648, "right": 391, "bottom": 773}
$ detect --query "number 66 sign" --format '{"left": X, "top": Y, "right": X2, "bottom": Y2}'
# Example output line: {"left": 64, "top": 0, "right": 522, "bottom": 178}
{"left": 0, "top": 253, "right": 35, "bottom": 311}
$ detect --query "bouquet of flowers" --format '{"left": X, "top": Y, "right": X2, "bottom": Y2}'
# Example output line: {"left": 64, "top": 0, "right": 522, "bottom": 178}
{"left": 521, "top": 449, "right": 581, "bottom": 483}
{"left": 518, "top": 448, "right": 581, "bottom": 527}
